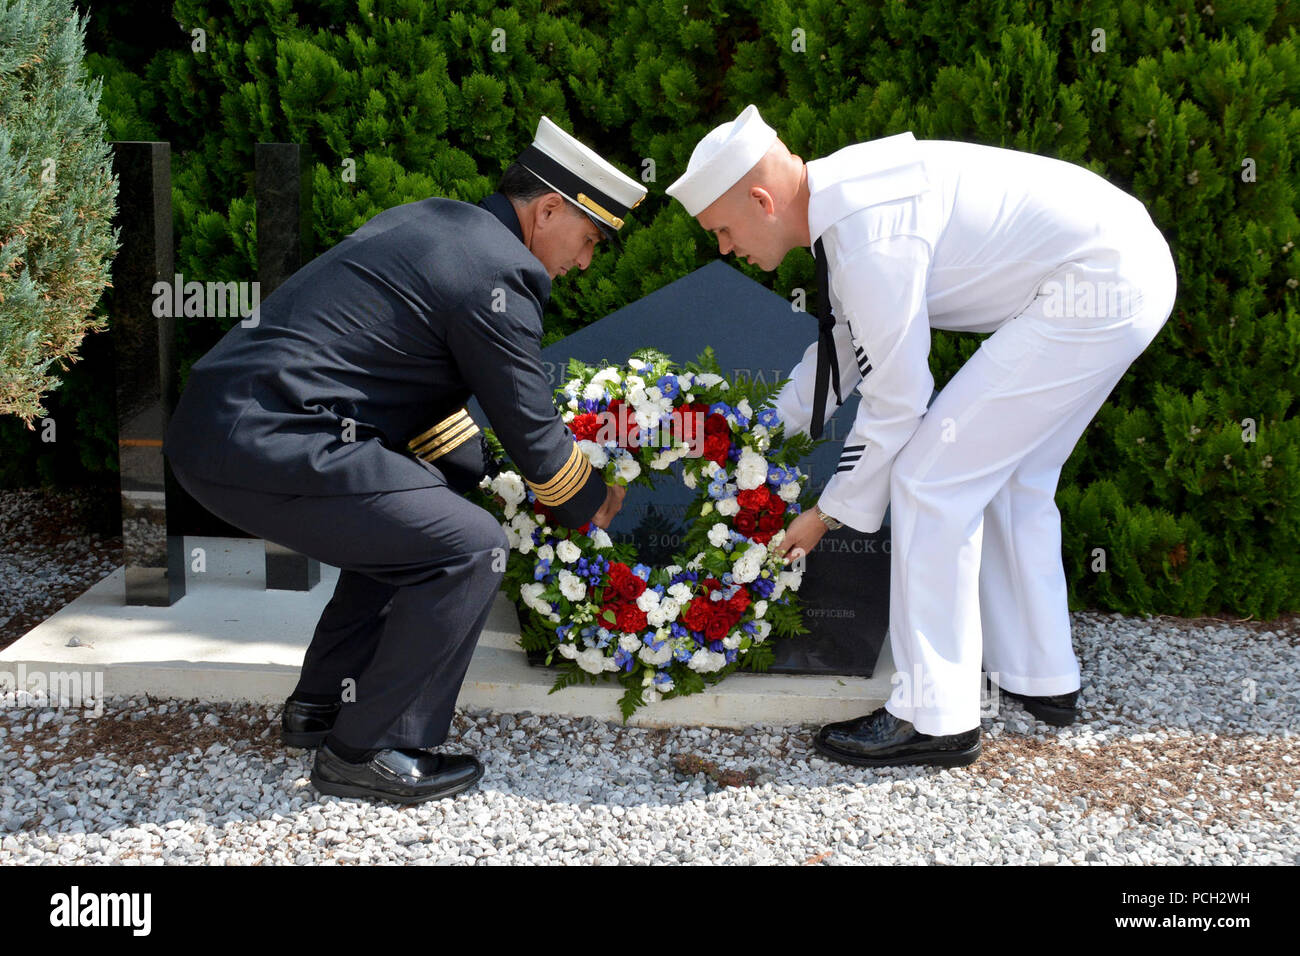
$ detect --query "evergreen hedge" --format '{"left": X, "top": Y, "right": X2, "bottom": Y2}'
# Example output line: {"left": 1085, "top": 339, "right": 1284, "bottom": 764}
{"left": 3, "top": 0, "right": 1296, "bottom": 618}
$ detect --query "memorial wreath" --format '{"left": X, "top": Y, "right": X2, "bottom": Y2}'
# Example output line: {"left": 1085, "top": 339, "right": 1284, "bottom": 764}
{"left": 468, "top": 347, "right": 817, "bottom": 719}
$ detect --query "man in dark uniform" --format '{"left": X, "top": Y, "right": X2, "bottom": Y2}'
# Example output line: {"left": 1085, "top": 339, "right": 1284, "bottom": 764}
{"left": 163, "top": 117, "right": 647, "bottom": 804}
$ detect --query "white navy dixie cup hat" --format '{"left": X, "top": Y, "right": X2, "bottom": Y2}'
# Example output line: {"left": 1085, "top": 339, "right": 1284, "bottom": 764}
{"left": 515, "top": 116, "right": 647, "bottom": 246}
{"left": 665, "top": 104, "right": 778, "bottom": 217}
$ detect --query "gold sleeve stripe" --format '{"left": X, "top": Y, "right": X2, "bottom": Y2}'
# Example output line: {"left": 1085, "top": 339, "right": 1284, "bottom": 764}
{"left": 412, "top": 422, "right": 480, "bottom": 463}
{"left": 533, "top": 455, "right": 591, "bottom": 506}
{"left": 527, "top": 444, "right": 593, "bottom": 505}
{"left": 409, "top": 418, "right": 479, "bottom": 459}
{"left": 407, "top": 408, "right": 473, "bottom": 451}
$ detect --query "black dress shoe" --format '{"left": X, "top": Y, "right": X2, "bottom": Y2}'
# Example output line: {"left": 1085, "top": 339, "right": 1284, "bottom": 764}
{"left": 280, "top": 697, "right": 340, "bottom": 748}
{"left": 311, "top": 744, "right": 484, "bottom": 804}
{"left": 998, "top": 686, "right": 1079, "bottom": 726}
{"left": 813, "top": 705, "right": 981, "bottom": 768}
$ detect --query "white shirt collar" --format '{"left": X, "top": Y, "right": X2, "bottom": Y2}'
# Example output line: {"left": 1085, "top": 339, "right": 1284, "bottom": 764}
{"left": 806, "top": 131, "right": 930, "bottom": 244}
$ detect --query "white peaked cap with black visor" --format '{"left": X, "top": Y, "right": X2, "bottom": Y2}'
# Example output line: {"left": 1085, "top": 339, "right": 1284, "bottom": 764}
{"left": 515, "top": 116, "right": 647, "bottom": 246}
{"left": 665, "top": 104, "right": 778, "bottom": 217}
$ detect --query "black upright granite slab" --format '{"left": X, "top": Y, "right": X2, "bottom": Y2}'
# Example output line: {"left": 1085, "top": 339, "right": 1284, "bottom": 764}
{"left": 109, "top": 141, "right": 187, "bottom": 607}
{"left": 474, "top": 260, "right": 937, "bottom": 677}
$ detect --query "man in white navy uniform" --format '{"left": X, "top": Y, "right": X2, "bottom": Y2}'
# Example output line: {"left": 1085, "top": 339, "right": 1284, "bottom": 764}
{"left": 164, "top": 118, "right": 646, "bottom": 802}
{"left": 666, "top": 105, "right": 1176, "bottom": 768}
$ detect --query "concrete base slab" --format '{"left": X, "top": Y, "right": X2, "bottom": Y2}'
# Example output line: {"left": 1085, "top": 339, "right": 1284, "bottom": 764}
{"left": 0, "top": 537, "right": 892, "bottom": 729}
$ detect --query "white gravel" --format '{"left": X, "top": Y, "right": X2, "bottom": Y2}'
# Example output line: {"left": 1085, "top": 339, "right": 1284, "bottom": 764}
{"left": 2, "top": 489, "right": 1297, "bottom": 864}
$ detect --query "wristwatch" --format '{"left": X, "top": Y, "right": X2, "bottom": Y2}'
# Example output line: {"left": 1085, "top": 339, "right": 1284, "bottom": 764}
{"left": 814, "top": 504, "right": 843, "bottom": 531}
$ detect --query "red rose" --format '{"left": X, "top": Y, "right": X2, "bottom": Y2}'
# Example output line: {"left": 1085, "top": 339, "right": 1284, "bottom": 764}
{"left": 752, "top": 530, "right": 774, "bottom": 545}
{"left": 671, "top": 403, "right": 708, "bottom": 444}
{"left": 605, "top": 399, "right": 640, "bottom": 449}
{"left": 734, "top": 511, "right": 758, "bottom": 535}
{"left": 704, "top": 433, "right": 730, "bottom": 465}
{"left": 705, "top": 606, "right": 733, "bottom": 641}
{"left": 704, "top": 412, "right": 730, "bottom": 436}
{"left": 569, "top": 413, "right": 601, "bottom": 442}
{"left": 703, "top": 576, "right": 723, "bottom": 593}
{"left": 682, "top": 596, "right": 712, "bottom": 632}
{"left": 758, "top": 511, "right": 783, "bottom": 532}
{"left": 616, "top": 603, "right": 648, "bottom": 634}
{"left": 737, "top": 487, "right": 770, "bottom": 513}
{"left": 767, "top": 495, "right": 787, "bottom": 516}
{"left": 608, "top": 562, "right": 646, "bottom": 601}
{"left": 533, "top": 499, "right": 555, "bottom": 522}
{"left": 727, "top": 589, "right": 751, "bottom": 615}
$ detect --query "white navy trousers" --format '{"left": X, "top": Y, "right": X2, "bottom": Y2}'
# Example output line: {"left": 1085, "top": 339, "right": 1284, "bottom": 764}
{"left": 884, "top": 220, "right": 1178, "bottom": 735}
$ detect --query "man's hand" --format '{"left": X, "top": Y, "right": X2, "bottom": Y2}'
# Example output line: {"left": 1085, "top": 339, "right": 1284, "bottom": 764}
{"left": 771, "top": 508, "right": 829, "bottom": 565}
{"left": 590, "top": 482, "right": 627, "bottom": 529}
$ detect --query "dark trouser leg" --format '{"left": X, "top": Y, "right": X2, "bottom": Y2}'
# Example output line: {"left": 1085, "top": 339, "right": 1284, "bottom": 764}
{"left": 292, "top": 570, "right": 397, "bottom": 703}
{"left": 168, "top": 465, "right": 508, "bottom": 750}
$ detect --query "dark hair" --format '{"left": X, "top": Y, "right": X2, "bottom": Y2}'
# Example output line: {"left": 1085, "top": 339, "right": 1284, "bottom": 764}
{"left": 498, "top": 161, "right": 556, "bottom": 204}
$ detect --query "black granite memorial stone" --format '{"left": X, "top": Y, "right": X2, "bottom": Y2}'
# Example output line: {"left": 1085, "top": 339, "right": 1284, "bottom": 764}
{"left": 109, "top": 141, "right": 187, "bottom": 607}
{"left": 478, "top": 261, "right": 932, "bottom": 677}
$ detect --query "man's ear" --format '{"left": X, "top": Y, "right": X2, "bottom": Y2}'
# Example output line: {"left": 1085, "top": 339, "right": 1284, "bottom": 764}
{"left": 536, "top": 192, "right": 567, "bottom": 227}
{"left": 751, "top": 185, "right": 776, "bottom": 216}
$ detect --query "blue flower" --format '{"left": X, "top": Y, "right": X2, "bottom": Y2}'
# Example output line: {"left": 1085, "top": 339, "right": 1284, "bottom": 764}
{"left": 724, "top": 648, "right": 738, "bottom": 663}
{"left": 556, "top": 624, "right": 572, "bottom": 640}
{"left": 788, "top": 502, "right": 802, "bottom": 515}
{"left": 767, "top": 464, "right": 787, "bottom": 485}
{"left": 709, "top": 401, "right": 732, "bottom": 418}
{"left": 757, "top": 408, "right": 781, "bottom": 428}
{"left": 707, "top": 478, "right": 728, "bottom": 499}
{"left": 533, "top": 558, "right": 551, "bottom": 580}
{"left": 631, "top": 563, "right": 652, "bottom": 582}
{"left": 674, "top": 646, "right": 693, "bottom": 662}
{"left": 657, "top": 374, "right": 680, "bottom": 399}
{"left": 654, "top": 671, "right": 673, "bottom": 687}
{"left": 613, "top": 647, "right": 634, "bottom": 672}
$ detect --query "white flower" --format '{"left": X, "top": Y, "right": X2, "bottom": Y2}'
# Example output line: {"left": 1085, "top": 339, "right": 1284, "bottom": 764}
{"left": 619, "top": 633, "right": 642, "bottom": 652}
{"left": 723, "top": 633, "right": 742, "bottom": 650}
{"left": 582, "top": 382, "right": 606, "bottom": 402}
{"left": 564, "top": 377, "right": 584, "bottom": 396}
{"left": 590, "top": 527, "right": 613, "bottom": 549}
{"left": 638, "top": 643, "right": 673, "bottom": 667}
{"left": 557, "top": 642, "right": 578, "bottom": 659}
{"left": 501, "top": 520, "right": 521, "bottom": 549}
{"left": 578, "top": 440, "right": 609, "bottom": 469}
{"left": 753, "top": 599, "right": 768, "bottom": 619}
{"left": 704, "top": 460, "right": 721, "bottom": 478}
{"left": 737, "top": 398, "right": 753, "bottom": 419}
{"left": 627, "top": 358, "right": 647, "bottom": 371}
{"left": 778, "top": 481, "right": 800, "bottom": 502}
{"left": 736, "top": 448, "right": 768, "bottom": 490}
{"left": 667, "top": 583, "right": 693, "bottom": 604}
{"left": 591, "top": 367, "right": 621, "bottom": 388}
{"left": 616, "top": 457, "right": 641, "bottom": 482}
{"left": 753, "top": 620, "right": 772, "bottom": 642}
{"left": 779, "top": 568, "right": 803, "bottom": 591}
{"left": 519, "top": 582, "right": 550, "bottom": 616}
{"left": 686, "top": 553, "right": 705, "bottom": 571}
{"left": 731, "top": 543, "right": 766, "bottom": 584}
{"left": 683, "top": 469, "right": 697, "bottom": 489}
{"left": 558, "top": 570, "right": 586, "bottom": 601}
{"left": 635, "top": 589, "right": 661, "bottom": 612}
{"left": 536, "top": 544, "right": 555, "bottom": 562}
{"left": 659, "top": 596, "right": 681, "bottom": 621}
{"left": 688, "top": 648, "right": 727, "bottom": 673}
{"left": 716, "top": 495, "right": 739, "bottom": 517}
{"left": 707, "top": 523, "right": 730, "bottom": 548}
{"left": 555, "top": 539, "right": 581, "bottom": 563}
{"left": 493, "top": 471, "right": 526, "bottom": 506}
{"left": 575, "top": 647, "right": 618, "bottom": 675}
{"left": 694, "top": 372, "right": 724, "bottom": 389}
